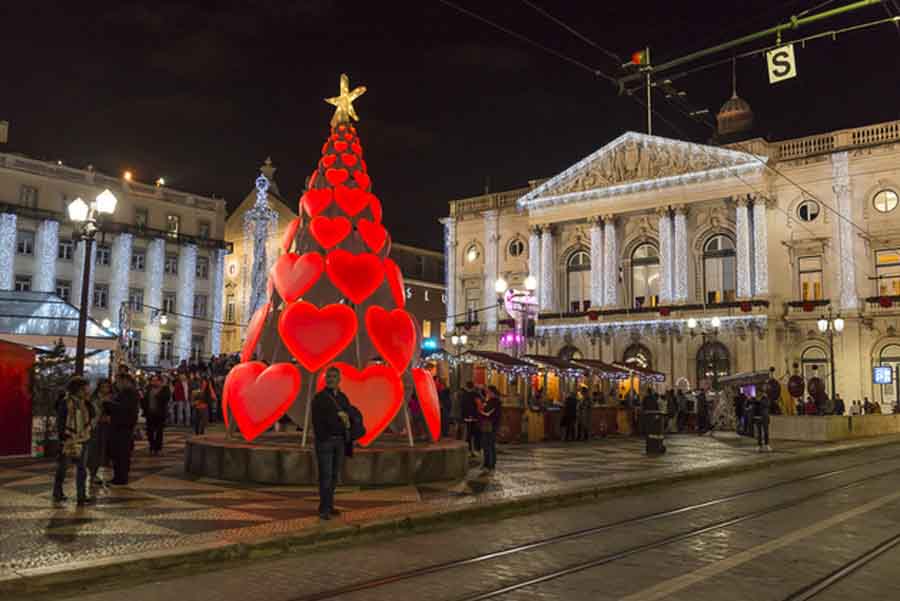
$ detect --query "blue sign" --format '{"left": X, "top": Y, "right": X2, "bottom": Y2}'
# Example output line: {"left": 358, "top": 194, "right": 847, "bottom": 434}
{"left": 873, "top": 366, "right": 893, "bottom": 385}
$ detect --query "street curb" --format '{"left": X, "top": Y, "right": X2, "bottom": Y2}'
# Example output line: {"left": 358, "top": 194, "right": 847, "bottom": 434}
{"left": 5, "top": 435, "right": 900, "bottom": 597}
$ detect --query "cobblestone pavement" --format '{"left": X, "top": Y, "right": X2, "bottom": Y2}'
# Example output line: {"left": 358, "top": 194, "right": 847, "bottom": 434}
{"left": 0, "top": 427, "right": 894, "bottom": 588}
{"left": 35, "top": 442, "right": 900, "bottom": 601}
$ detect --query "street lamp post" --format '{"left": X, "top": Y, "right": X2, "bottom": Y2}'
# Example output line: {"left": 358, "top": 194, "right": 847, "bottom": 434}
{"left": 817, "top": 307, "right": 845, "bottom": 406}
{"left": 68, "top": 190, "right": 118, "bottom": 375}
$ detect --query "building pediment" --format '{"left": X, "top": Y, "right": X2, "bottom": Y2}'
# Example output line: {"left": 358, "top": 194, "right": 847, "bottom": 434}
{"left": 517, "top": 131, "right": 767, "bottom": 210}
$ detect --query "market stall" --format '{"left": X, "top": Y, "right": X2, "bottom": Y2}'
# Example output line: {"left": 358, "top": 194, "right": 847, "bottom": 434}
{"left": 463, "top": 350, "right": 537, "bottom": 442}
{"left": 522, "top": 354, "right": 588, "bottom": 440}
{"left": 612, "top": 362, "right": 666, "bottom": 435}
{"left": 572, "top": 359, "right": 632, "bottom": 435}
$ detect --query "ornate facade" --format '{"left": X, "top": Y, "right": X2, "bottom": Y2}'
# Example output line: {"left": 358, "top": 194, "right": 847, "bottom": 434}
{"left": 445, "top": 118, "right": 900, "bottom": 409}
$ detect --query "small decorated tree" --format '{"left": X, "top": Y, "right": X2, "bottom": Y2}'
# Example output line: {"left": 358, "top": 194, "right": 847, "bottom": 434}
{"left": 223, "top": 74, "right": 441, "bottom": 445}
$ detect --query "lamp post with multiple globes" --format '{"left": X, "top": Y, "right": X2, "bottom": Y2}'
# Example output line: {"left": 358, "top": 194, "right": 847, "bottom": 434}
{"left": 817, "top": 307, "right": 845, "bottom": 406}
{"left": 67, "top": 189, "right": 118, "bottom": 375}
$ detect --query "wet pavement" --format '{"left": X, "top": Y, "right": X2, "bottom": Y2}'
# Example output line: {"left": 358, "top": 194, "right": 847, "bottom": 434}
{"left": 1, "top": 427, "right": 896, "bottom": 592}
{"left": 30, "top": 441, "right": 900, "bottom": 601}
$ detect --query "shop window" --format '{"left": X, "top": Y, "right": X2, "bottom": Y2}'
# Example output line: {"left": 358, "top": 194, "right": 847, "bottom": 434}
{"left": 631, "top": 243, "right": 659, "bottom": 308}
{"left": 878, "top": 344, "right": 900, "bottom": 406}
{"left": 801, "top": 346, "right": 829, "bottom": 396}
{"left": 703, "top": 234, "right": 736, "bottom": 303}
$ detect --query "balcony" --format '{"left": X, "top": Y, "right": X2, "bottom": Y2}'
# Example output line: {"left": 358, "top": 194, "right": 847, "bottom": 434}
{"left": 538, "top": 299, "right": 770, "bottom": 327}
{"left": 785, "top": 298, "right": 831, "bottom": 317}
{"left": 774, "top": 119, "right": 900, "bottom": 161}
{"left": 864, "top": 295, "right": 900, "bottom": 316}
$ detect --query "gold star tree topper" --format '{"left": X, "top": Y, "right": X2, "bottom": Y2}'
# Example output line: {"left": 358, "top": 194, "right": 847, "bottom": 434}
{"left": 325, "top": 73, "right": 367, "bottom": 127}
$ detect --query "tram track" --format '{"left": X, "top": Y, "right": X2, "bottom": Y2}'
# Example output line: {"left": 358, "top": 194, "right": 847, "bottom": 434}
{"left": 779, "top": 531, "right": 900, "bottom": 601}
{"left": 288, "top": 452, "right": 900, "bottom": 601}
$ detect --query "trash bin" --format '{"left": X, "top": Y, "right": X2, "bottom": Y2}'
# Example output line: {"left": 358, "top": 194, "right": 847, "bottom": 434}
{"left": 644, "top": 410, "right": 666, "bottom": 455}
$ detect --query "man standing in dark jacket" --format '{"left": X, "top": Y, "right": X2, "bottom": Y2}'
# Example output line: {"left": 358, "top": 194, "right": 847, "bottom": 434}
{"left": 108, "top": 373, "right": 140, "bottom": 485}
{"left": 460, "top": 382, "right": 480, "bottom": 457}
{"left": 143, "top": 375, "right": 170, "bottom": 456}
{"left": 311, "top": 366, "right": 351, "bottom": 521}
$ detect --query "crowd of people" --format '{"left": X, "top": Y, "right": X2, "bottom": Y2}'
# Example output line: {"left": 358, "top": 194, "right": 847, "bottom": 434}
{"left": 52, "top": 354, "right": 239, "bottom": 505}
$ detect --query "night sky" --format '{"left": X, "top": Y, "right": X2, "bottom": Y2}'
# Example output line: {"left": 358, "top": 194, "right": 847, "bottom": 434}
{"left": 3, "top": 1, "right": 899, "bottom": 250}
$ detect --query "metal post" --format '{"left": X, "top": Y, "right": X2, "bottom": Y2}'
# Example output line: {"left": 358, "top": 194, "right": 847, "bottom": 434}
{"left": 74, "top": 233, "right": 94, "bottom": 376}
{"left": 829, "top": 327, "right": 837, "bottom": 406}
{"left": 644, "top": 47, "right": 652, "bottom": 135}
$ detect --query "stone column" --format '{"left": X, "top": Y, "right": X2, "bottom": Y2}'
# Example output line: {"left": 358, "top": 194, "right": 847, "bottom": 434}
{"left": 528, "top": 226, "right": 541, "bottom": 298}
{"left": 441, "top": 217, "right": 457, "bottom": 331}
{"left": 832, "top": 151, "right": 858, "bottom": 310}
{"left": 482, "top": 210, "right": 500, "bottom": 332}
{"left": 656, "top": 207, "right": 673, "bottom": 304}
{"left": 210, "top": 248, "right": 226, "bottom": 355}
{"left": 589, "top": 217, "right": 604, "bottom": 309}
{"left": 0, "top": 213, "right": 17, "bottom": 290}
{"left": 673, "top": 205, "right": 689, "bottom": 302}
{"left": 72, "top": 240, "right": 96, "bottom": 313}
{"left": 603, "top": 216, "right": 618, "bottom": 307}
{"left": 108, "top": 233, "right": 133, "bottom": 330}
{"left": 144, "top": 238, "right": 165, "bottom": 366}
{"left": 735, "top": 196, "right": 752, "bottom": 299}
{"left": 539, "top": 224, "right": 557, "bottom": 312}
{"left": 32, "top": 219, "right": 60, "bottom": 292}
{"left": 751, "top": 198, "right": 769, "bottom": 296}
{"left": 175, "top": 244, "right": 197, "bottom": 362}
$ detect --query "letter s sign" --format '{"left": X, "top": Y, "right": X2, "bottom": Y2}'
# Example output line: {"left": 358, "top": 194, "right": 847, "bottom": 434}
{"left": 766, "top": 44, "right": 797, "bottom": 84}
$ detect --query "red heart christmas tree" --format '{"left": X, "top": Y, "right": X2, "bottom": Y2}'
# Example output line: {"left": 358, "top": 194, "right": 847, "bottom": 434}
{"left": 223, "top": 74, "right": 440, "bottom": 445}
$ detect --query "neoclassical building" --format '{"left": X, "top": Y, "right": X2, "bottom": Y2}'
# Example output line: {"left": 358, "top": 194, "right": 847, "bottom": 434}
{"left": 444, "top": 102, "right": 900, "bottom": 409}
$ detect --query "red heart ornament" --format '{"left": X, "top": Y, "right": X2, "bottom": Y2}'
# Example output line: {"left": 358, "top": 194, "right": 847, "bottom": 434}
{"left": 412, "top": 368, "right": 441, "bottom": 441}
{"left": 365, "top": 306, "right": 417, "bottom": 373}
{"left": 301, "top": 188, "right": 333, "bottom": 218}
{"left": 310, "top": 216, "right": 351, "bottom": 249}
{"left": 325, "top": 168, "right": 349, "bottom": 186}
{"left": 333, "top": 140, "right": 348, "bottom": 153}
{"left": 351, "top": 142, "right": 362, "bottom": 156}
{"left": 316, "top": 363, "right": 403, "bottom": 447}
{"left": 278, "top": 301, "right": 357, "bottom": 372}
{"left": 309, "top": 170, "right": 318, "bottom": 187}
{"left": 241, "top": 302, "right": 271, "bottom": 363}
{"left": 224, "top": 362, "right": 301, "bottom": 442}
{"left": 321, "top": 141, "right": 329, "bottom": 155}
{"left": 334, "top": 185, "right": 368, "bottom": 216}
{"left": 383, "top": 258, "right": 406, "bottom": 308}
{"left": 369, "top": 193, "right": 382, "bottom": 223}
{"left": 281, "top": 217, "right": 301, "bottom": 252}
{"left": 321, "top": 154, "right": 337, "bottom": 168}
{"left": 354, "top": 171, "right": 371, "bottom": 190}
{"left": 341, "top": 153, "right": 358, "bottom": 167}
{"left": 326, "top": 250, "right": 385, "bottom": 304}
{"left": 270, "top": 252, "right": 324, "bottom": 302}
{"left": 344, "top": 133, "right": 353, "bottom": 141}
{"left": 357, "top": 218, "right": 387, "bottom": 253}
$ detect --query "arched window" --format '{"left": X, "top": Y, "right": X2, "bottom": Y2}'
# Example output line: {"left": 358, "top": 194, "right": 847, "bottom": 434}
{"left": 873, "top": 189, "right": 899, "bottom": 214}
{"left": 703, "top": 234, "right": 736, "bottom": 303}
{"left": 878, "top": 344, "right": 900, "bottom": 406}
{"left": 801, "top": 346, "right": 829, "bottom": 396}
{"left": 507, "top": 238, "right": 525, "bottom": 258}
{"left": 623, "top": 343, "right": 652, "bottom": 370}
{"left": 464, "top": 243, "right": 481, "bottom": 264}
{"left": 631, "top": 243, "right": 659, "bottom": 308}
{"left": 696, "top": 341, "right": 730, "bottom": 388}
{"left": 566, "top": 249, "right": 591, "bottom": 313}
{"left": 558, "top": 345, "right": 583, "bottom": 362}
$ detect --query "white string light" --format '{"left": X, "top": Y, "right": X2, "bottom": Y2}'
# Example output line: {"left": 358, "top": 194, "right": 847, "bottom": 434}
{"left": 443, "top": 217, "right": 457, "bottom": 331}
{"left": 108, "top": 233, "right": 133, "bottom": 329}
{"left": 537, "top": 314, "right": 766, "bottom": 337}
{"left": 244, "top": 174, "right": 278, "bottom": 318}
{"left": 175, "top": 244, "right": 197, "bottom": 362}
{"left": 673, "top": 209, "right": 688, "bottom": 301}
{"left": 528, "top": 226, "right": 541, "bottom": 303}
{"left": 658, "top": 210, "right": 673, "bottom": 303}
{"left": 735, "top": 198, "right": 752, "bottom": 299}
{"left": 144, "top": 238, "right": 165, "bottom": 365}
{"left": 832, "top": 152, "right": 858, "bottom": 310}
{"left": 517, "top": 132, "right": 766, "bottom": 210}
{"left": 483, "top": 210, "right": 499, "bottom": 331}
{"left": 209, "top": 248, "right": 226, "bottom": 355}
{"left": 540, "top": 226, "right": 556, "bottom": 311}
{"left": 33, "top": 219, "right": 59, "bottom": 293}
{"left": 589, "top": 219, "right": 603, "bottom": 308}
{"left": 0, "top": 213, "right": 17, "bottom": 291}
{"left": 602, "top": 219, "right": 617, "bottom": 307}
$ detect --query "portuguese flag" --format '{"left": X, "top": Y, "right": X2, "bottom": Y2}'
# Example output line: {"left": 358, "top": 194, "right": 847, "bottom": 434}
{"left": 631, "top": 48, "right": 650, "bottom": 66}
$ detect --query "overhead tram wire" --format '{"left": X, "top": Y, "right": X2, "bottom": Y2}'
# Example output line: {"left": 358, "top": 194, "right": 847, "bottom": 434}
{"left": 441, "top": 0, "right": 892, "bottom": 252}
{"left": 518, "top": 0, "right": 622, "bottom": 65}
{"left": 435, "top": 0, "right": 618, "bottom": 85}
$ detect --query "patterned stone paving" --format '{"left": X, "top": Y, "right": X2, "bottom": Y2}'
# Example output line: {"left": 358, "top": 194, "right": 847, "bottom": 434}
{"left": 0, "top": 428, "right": 829, "bottom": 575}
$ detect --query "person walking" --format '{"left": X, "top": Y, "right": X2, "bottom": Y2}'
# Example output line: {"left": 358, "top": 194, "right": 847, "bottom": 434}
{"left": 108, "top": 373, "right": 140, "bottom": 485}
{"left": 833, "top": 394, "right": 846, "bottom": 416}
{"left": 478, "top": 386, "right": 502, "bottom": 472}
{"left": 191, "top": 376, "right": 212, "bottom": 435}
{"left": 85, "top": 379, "right": 113, "bottom": 488}
{"left": 172, "top": 372, "right": 191, "bottom": 427}
{"left": 751, "top": 392, "right": 772, "bottom": 452}
{"left": 577, "top": 386, "right": 593, "bottom": 441}
{"left": 563, "top": 392, "right": 578, "bottom": 441}
{"left": 311, "top": 366, "right": 354, "bottom": 521}
{"left": 52, "top": 377, "right": 95, "bottom": 505}
{"left": 436, "top": 377, "right": 451, "bottom": 438}
{"left": 460, "top": 381, "right": 481, "bottom": 458}
{"left": 144, "top": 375, "right": 170, "bottom": 455}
